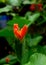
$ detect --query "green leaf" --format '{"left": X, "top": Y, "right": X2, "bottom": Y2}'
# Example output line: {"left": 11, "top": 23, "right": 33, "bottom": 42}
{"left": 24, "top": 53, "right": 46, "bottom": 65}
{"left": 7, "top": 16, "right": 30, "bottom": 28}
{"left": 23, "top": 0, "right": 31, "bottom": 4}
{"left": 24, "top": 61, "right": 30, "bottom": 65}
{"left": 23, "top": 0, "right": 36, "bottom": 5}
{"left": 25, "top": 12, "right": 32, "bottom": 18}
{"left": 26, "top": 35, "right": 42, "bottom": 47}
{"left": 7, "top": 0, "right": 21, "bottom": 6}
{"left": 0, "top": 5, "right": 12, "bottom": 13}
{"left": 7, "top": 13, "right": 40, "bottom": 28}
{"left": 28, "top": 13, "right": 40, "bottom": 27}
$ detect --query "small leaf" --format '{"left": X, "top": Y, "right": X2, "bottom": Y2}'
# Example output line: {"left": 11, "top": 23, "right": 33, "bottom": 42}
{"left": 25, "top": 12, "right": 32, "bottom": 18}
{"left": 26, "top": 35, "right": 42, "bottom": 47}
{"left": 28, "top": 13, "right": 40, "bottom": 27}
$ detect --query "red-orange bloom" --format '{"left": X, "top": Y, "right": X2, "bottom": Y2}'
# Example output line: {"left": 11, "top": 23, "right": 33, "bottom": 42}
{"left": 37, "top": 4, "right": 43, "bottom": 11}
{"left": 14, "top": 24, "right": 28, "bottom": 40}
{"left": 29, "top": 4, "right": 36, "bottom": 11}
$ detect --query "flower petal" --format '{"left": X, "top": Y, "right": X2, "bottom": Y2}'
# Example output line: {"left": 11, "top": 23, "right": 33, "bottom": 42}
{"left": 21, "top": 25, "right": 28, "bottom": 38}
{"left": 14, "top": 24, "right": 18, "bottom": 30}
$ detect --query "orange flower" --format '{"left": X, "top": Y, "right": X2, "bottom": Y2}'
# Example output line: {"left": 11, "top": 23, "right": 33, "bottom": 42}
{"left": 14, "top": 24, "right": 28, "bottom": 40}
{"left": 5, "top": 57, "right": 10, "bottom": 63}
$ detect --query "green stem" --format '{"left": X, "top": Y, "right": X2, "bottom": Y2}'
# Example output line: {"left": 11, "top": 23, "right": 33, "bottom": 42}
{"left": 21, "top": 38, "right": 26, "bottom": 65}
